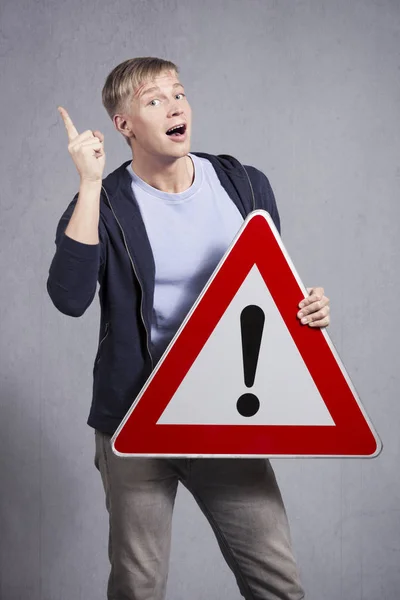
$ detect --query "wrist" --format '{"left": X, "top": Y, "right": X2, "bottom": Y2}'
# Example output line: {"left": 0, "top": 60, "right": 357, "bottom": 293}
{"left": 79, "top": 177, "right": 103, "bottom": 188}
{"left": 80, "top": 176, "right": 103, "bottom": 187}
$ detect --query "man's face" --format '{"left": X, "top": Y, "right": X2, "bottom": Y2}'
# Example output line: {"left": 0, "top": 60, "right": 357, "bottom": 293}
{"left": 125, "top": 70, "right": 192, "bottom": 160}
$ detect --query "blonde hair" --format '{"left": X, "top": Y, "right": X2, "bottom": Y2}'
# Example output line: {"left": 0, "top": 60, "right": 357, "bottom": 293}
{"left": 102, "top": 57, "right": 179, "bottom": 146}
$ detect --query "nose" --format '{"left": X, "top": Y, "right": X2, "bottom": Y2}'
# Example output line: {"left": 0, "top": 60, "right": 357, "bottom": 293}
{"left": 167, "top": 101, "right": 184, "bottom": 119}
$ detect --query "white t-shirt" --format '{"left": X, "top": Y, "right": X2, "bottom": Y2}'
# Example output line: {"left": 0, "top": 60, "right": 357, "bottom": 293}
{"left": 127, "top": 153, "right": 243, "bottom": 363}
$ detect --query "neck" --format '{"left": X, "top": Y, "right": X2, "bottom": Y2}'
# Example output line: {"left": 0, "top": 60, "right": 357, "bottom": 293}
{"left": 131, "top": 152, "right": 194, "bottom": 193}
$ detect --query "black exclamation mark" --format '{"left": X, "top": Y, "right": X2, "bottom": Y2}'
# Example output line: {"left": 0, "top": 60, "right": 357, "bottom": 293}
{"left": 237, "top": 305, "right": 265, "bottom": 417}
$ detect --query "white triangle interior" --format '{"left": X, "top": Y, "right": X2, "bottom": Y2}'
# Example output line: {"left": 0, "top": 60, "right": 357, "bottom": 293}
{"left": 157, "top": 265, "right": 335, "bottom": 426}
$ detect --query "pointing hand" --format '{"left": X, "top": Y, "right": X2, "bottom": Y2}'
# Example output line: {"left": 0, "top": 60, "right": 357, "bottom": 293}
{"left": 58, "top": 106, "right": 105, "bottom": 183}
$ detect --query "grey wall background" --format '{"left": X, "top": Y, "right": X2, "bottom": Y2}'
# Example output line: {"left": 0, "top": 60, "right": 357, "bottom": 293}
{"left": 0, "top": 0, "right": 399, "bottom": 598}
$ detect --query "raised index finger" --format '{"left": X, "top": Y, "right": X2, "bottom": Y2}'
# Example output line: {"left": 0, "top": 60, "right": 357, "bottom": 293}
{"left": 58, "top": 106, "right": 79, "bottom": 141}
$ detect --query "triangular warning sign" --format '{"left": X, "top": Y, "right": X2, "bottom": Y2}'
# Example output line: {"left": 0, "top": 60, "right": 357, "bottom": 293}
{"left": 112, "top": 210, "right": 382, "bottom": 458}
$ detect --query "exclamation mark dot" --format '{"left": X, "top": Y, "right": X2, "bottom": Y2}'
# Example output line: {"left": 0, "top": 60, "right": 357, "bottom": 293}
{"left": 237, "top": 305, "right": 265, "bottom": 417}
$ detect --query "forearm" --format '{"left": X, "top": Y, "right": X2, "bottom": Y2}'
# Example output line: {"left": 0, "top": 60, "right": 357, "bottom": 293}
{"left": 65, "top": 179, "right": 102, "bottom": 245}
{"left": 47, "top": 185, "right": 104, "bottom": 318}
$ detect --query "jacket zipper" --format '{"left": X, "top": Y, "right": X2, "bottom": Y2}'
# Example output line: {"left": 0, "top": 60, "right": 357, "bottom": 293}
{"left": 101, "top": 186, "right": 154, "bottom": 370}
{"left": 96, "top": 321, "right": 110, "bottom": 364}
{"left": 240, "top": 164, "right": 256, "bottom": 211}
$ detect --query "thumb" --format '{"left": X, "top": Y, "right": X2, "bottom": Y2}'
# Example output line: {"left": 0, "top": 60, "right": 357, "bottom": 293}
{"left": 92, "top": 130, "right": 104, "bottom": 143}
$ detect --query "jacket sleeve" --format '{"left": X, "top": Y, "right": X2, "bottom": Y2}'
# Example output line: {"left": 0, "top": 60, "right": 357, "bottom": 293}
{"left": 244, "top": 165, "right": 281, "bottom": 235}
{"left": 46, "top": 193, "right": 106, "bottom": 317}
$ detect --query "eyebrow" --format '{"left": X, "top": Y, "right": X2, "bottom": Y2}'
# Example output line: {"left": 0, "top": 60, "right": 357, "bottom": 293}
{"left": 140, "top": 82, "right": 184, "bottom": 97}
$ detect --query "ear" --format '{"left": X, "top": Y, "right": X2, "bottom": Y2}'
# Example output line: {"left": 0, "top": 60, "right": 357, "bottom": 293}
{"left": 113, "top": 114, "right": 135, "bottom": 141}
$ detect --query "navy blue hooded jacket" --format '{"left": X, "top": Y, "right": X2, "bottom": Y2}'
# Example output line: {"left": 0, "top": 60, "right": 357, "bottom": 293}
{"left": 47, "top": 152, "right": 280, "bottom": 435}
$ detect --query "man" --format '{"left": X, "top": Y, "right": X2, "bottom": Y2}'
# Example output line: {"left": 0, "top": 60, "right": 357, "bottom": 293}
{"left": 47, "top": 57, "right": 330, "bottom": 600}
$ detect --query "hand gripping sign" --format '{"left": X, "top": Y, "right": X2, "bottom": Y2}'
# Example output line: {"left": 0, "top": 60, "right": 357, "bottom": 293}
{"left": 111, "top": 210, "right": 382, "bottom": 458}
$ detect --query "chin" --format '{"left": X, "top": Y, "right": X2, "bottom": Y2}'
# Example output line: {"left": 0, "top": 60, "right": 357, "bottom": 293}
{"left": 169, "top": 145, "right": 190, "bottom": 158}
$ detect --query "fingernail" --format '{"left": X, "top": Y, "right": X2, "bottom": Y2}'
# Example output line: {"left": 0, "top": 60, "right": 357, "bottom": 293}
{"left": 298, "top": 312, "right": 304, "bottom": 318}
{"left": 301, "top": 317, "right": 308, "bottom": 324}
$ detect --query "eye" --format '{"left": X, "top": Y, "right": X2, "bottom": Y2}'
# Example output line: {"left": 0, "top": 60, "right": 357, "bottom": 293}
{"left": 149, "top": 99, "right": 161, "bottom": 106}
{"left": 176, "top": 93, "right": 185, "bottom": 100}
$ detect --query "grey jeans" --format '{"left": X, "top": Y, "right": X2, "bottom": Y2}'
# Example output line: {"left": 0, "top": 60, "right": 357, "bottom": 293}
{"left": 94, "top": 431, "right": 305, "bottom": 600}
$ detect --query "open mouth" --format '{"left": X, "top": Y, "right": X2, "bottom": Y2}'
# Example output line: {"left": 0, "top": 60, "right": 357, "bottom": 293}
{"left": 166, "top": 123, "right": 187, "bottom": 138}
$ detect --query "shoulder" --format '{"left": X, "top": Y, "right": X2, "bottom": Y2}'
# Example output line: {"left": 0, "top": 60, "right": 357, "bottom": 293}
{"left": 242, "top": 164, "right": 273, "bottom": 190}
{"left": 242, "top": 164, "right": 281, "bottom": 234}
{"left": 242, "top": 164, "right": 276, "bottom": 200}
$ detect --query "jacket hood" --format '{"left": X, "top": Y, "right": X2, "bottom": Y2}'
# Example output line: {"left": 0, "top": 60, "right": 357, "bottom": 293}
{"left": 192, "top": 152, "right": 248, "bottom": 176}
{"left": 101, "top": 153, "right": 249, "bottom": 197}
{"left": 102, "top": 159, "right": 132, "bottom": 197}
